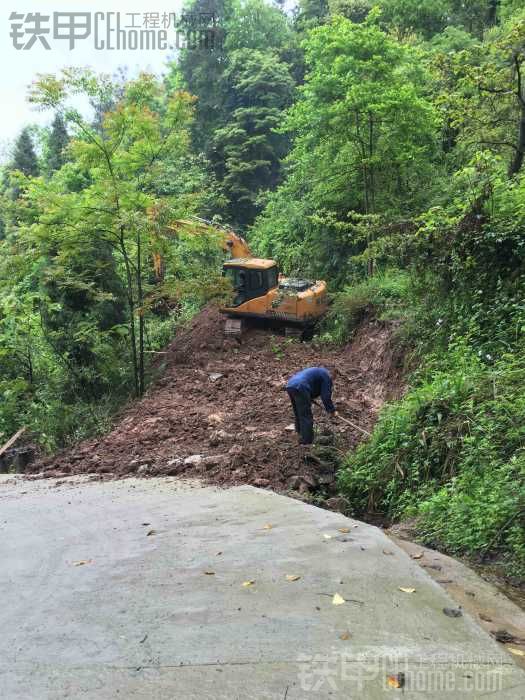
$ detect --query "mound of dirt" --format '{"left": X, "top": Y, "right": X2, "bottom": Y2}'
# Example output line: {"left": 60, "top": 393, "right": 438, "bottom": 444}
{"left": 30, "top": 306, "right": 404, "bottom": 493}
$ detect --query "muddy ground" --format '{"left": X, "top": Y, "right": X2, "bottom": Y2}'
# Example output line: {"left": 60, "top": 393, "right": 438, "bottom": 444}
{"left": 30, "top": 306, "right": 403, "bottom": 496}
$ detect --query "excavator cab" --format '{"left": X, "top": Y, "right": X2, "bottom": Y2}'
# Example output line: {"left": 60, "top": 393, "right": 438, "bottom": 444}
{"left": 223, "top": 259, "right": 279, "bottom": 307}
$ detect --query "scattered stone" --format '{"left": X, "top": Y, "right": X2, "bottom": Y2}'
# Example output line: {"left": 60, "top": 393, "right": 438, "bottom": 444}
{"left": 316, "top": 435, "right": 334, "bottom": 446}
{"left": 184, "top": 455, "right": 204, "bottom": 467}
{"left": 207, "top": 413, "right": 223, "bottom": 425}
{"left": 209, "top": 429, "right": 231, "bottom": 447}
{"left": 287, "top": 475, "right": 303, "bottom": 490}
{"left": 491, "top": 629, "right": 525, "bottom": 644}
{"left": 324, "top": 496, "right": 350, "bottom": 512}
{"left": 252, "top": 478, "right": 270, "bottom": 488}
{"left": 302, "top": 474, "right": 318, "bottom": 488}
{"left": 318, "top": 472, "right": 336, "bottom": 485}
{"left": 284, "top": 423, "right": 296, "bottom": 433}
{"left": 162, "top": 462, "right": 186, "bottom": 476}
{"left": 443, "top": 607, "right": 463, "bottom": 618}
{"left": 137, "top": 465, "right": 150, "bottom": 475}
{"left": 202, "top": 454, "right": 230, "bottom": 470}
{"left": 209, "top": 373, "right": 224, "bottom": 382}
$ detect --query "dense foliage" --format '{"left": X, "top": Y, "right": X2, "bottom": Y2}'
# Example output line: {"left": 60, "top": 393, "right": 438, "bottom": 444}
{"left": 0, "top": 71, "right": 227, "bottom": 448}
{"left": 2, "top": 0, "right": 525, "bottom": 576}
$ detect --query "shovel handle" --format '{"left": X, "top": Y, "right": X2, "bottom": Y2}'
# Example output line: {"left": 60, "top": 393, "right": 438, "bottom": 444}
{"left": 311, "top": 401, "right": 371, "bottom": 437}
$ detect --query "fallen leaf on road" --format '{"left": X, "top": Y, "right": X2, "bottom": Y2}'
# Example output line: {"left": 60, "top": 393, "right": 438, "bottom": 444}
{"left": 508, "top": 647, "right": 525, "bottom": 657}
{"left": 443, "top": 607, "right": 462, "bottom": 618}
{"left": 73, "top": 560, "right": 92, "bottom": 567}
{"left": 262, "top": 524, "right": 273, "bottom": 530}
{"left": 204, "top": 571, "right": 215, "bottom": 575}
{"left": 399, "top": 587, "right": 416, "bottom": 594}
{"left": 411, "top": 552, "right": 424, "bottom": 559}
{"left": 338, "top": 528, "right": 350, "bottom": 534}
{"left": 285, "top": 575, "right": 301, "bottom": 582}
{"left": 382, "top": 549, "right": 395, "bottom": 556}
{"left": 332, "top": 593, "right": 345, "bottom": 606}
{"left": 216, "top": 551, "right": 223, "bottom": 556}
{"left": 339, "top": 631, "right": 351, "bottom": 640}
{"left": 242, "top": 580, "right": 255, "bottom": 587}
{"left": 479, "top": 613, "right": 493, "bottom": 623}
{"left": 387, "top": 673, "right": 405, "bottom": 689}
{"left": 146, "top": 529, "right": 157, "bottom": 536}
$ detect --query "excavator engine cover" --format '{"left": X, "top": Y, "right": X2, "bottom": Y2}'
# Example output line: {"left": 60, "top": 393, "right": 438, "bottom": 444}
{"left": 278, "top": 278, "right": 314, "bottom": 293}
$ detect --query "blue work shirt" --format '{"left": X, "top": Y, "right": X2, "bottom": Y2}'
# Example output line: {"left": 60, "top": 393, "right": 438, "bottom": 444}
{"left": 286, "top": 367, "right": 336, "bottom": 413}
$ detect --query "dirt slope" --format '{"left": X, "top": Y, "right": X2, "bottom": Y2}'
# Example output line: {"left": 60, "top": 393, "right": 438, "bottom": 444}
{"left": 31, "top": 306, "right": 403, "bottom": 492}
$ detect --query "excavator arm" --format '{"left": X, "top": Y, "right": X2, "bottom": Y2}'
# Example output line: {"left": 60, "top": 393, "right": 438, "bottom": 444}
{"left": 152, "top": 217, "right": 252, "bottom": 281}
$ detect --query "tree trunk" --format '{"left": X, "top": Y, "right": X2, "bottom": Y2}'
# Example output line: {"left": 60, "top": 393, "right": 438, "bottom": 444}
{"left": 136, "top": 230, "right": 145, "bottom": 396}
{"left": 509, "top": 104, "right": 525, "bottom": 177}
{"left": 487, "top": 0, "right": 499, "bottom": 27}
{"left": 119, "top": 230, "right": 140, "bottom": 398}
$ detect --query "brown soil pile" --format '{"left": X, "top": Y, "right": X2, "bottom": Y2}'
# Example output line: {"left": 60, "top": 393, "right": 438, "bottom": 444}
{"left": 30, "top": 306, "right": 404, "bottom": 492}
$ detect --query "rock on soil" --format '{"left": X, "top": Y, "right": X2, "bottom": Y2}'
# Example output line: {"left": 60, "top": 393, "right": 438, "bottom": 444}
{"left": 30, "top": 305, "right": 404, "bottom": 491}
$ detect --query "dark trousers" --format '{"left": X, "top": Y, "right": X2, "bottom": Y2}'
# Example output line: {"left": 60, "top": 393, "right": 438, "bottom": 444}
{"left": 287, "top": 388, "right": 314, "bottom": 444}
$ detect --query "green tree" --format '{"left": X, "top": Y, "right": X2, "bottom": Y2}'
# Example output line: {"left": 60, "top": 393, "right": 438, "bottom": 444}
{"left": 11, "top": 128, "right": 39, "bottom": 177}
{"left": 211, "top": 49, "right": 294, "bottom": 226}
{"left": 448, "top": 0, "right": 497, "bottom": 36}
{"left": 375, "top": 0, "right": 449, "bottom": 39}
{"left": 438, "top": 9, "right": 525, "bottom": 177}
{"left": 290, "top": 15, "right": 439, "bottom": 213}
{"left": 44, "top": 114, "right": 70, "bottom": 175}
{"left": 27, "top": 70, "right": 206, "bottom": 397}
{"left": 252, "top": 14, "right": 440, "bottom": 280}
{"left": 328, "top": 0, "right": 372, "bottom": 24}
{"left": 176, "top": 0, "right": 235, "bottom": 154}
{"left": 294, "top": 0, "right": 330, "bottom": 32}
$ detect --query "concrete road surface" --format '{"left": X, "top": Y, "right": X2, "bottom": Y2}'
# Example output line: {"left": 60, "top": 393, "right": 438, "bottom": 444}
{"left": 1, "top": 476, "right": 524, "bottom": 699}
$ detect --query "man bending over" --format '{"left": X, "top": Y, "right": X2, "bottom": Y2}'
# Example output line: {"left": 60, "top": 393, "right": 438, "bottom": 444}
{"left": 286, "top": 366, "right": 337, "bottom": 445}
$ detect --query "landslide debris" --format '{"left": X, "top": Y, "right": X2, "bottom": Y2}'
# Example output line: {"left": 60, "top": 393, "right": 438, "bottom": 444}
{"left": 30, "top": 305, "right": 404, "bottom": 493}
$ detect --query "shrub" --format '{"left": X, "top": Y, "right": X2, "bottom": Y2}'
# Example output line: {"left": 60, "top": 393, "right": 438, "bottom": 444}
{"left": 338, "top": 342, "right": 525, "bottom": 576}
{"left": 320, "top": 269, "right": 412, "bottom": 343}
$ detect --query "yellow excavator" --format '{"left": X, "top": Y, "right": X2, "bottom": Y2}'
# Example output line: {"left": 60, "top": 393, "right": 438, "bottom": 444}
{"left": 157, "top": 218, "right": 329, "bottom": 338}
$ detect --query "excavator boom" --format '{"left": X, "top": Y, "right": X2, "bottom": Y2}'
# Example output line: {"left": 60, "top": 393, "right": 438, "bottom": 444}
{"left": 167, "top": 218, "right": 252, "bottom": 259}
